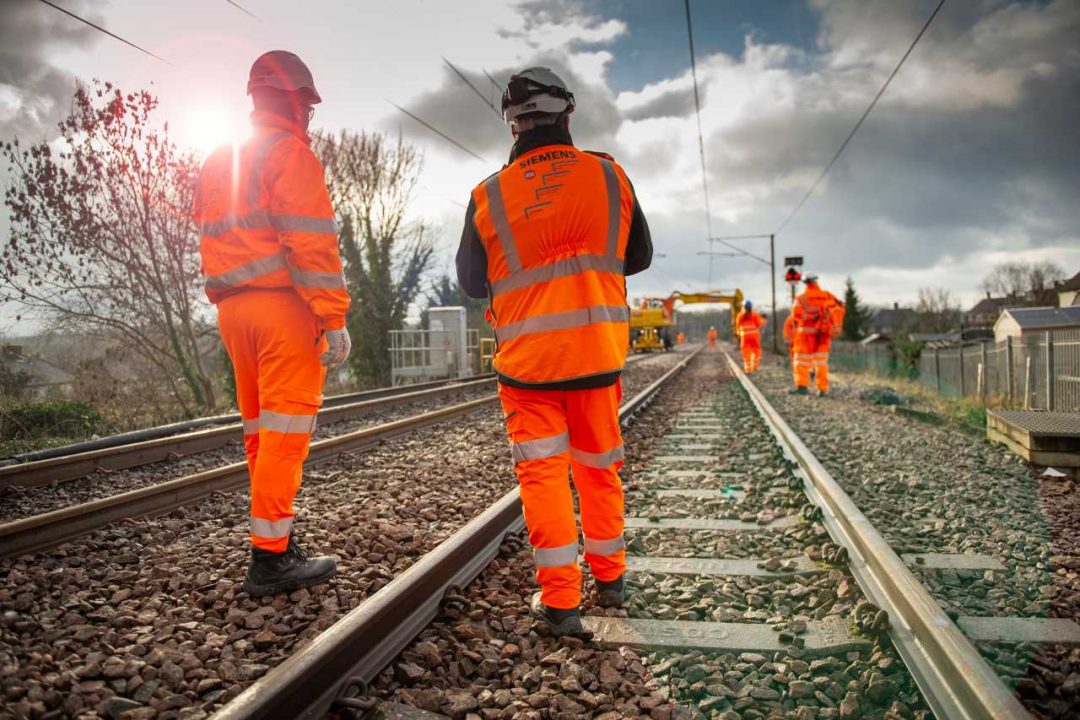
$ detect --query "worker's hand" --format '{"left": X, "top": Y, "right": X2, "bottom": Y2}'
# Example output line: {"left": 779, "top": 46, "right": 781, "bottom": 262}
{"left": 321, "top": 327, "right": 352, "bottom": 367}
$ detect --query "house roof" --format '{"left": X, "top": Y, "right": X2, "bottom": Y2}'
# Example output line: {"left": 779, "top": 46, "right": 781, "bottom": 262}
{"left": 1058, "top": 270, "right": 1080, "bottom": 293}
{"left": 996, "top": 306, "right": 1080, "bottom": 331}
{"left": 967, "top": 296, "right": 1010, "bottom": 316}
{"left": 870, "top": 308, "right": 914, "bottom": 327}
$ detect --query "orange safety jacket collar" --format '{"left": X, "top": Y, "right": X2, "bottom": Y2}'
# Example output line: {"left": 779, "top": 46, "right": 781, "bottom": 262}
{"left": 251, "top": 109, "right": 311, "bottom": 145}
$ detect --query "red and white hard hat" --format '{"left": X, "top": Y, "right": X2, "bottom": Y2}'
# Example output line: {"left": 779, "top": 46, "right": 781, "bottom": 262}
{"left": 247, "top": 50, "right": 321, "bottom": 104}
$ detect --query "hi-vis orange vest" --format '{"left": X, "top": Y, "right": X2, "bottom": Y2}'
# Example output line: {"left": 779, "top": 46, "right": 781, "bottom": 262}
{"left": 471, "top": 145, "right": 634, "bottom": 386}
{"left": 736, "top": 310, "right": 765, "bottom": 338}
{"left": 793, "top": 285, "right": 843, "bottom": 340}
{"left": 194, "top": 111, "right": 350, "bottom": 330}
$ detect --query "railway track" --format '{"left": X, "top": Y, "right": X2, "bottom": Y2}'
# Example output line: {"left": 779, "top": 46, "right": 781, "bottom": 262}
{"left": 195, "top": 347, "right": 1080, "bottom": 720}
{"left": 0, "top": 377, "right": 497, "bottom": 490}
{"left": 209, "top": 347, "right": 702, "bottom": 719}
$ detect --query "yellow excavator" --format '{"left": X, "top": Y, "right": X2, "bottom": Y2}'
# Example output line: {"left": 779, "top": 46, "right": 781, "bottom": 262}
{"left": 629, "top": 289, "right": 745, "bottom": 352}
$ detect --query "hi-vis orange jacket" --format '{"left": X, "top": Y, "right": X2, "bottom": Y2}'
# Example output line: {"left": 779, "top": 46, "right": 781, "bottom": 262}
{"left": 736, "top": 309, "right": 766, "bottom": 338}
{"left": 792, "top": 284, "right": 844, "bottom": 341}
{"left": 194, "top": 111, "right": 350, "bottom": 330}
{"left": 457, "top": 126, "right": 652, "bottom": 389}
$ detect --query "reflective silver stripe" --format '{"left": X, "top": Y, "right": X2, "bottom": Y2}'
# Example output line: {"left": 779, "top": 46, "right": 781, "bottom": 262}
{"left": 272, "top": 214, "right": 338, "bottom": 234}
{"left": 796, "top": 327, "right": 818, "bottom": 334}
{"left": 534, "top": 541, "right": 579, "bottom": 568}
{"left": 201, "top": 208, "right": 272, "bottom": 237}
{"left": 289, "top": 266, "right": 347, "bottom": 289}
{"left": 583, "top": 534, "right": 625, "bottom": 557}
{"left": 491, "top": 254, "right": 624, "bottom": 297}
{"left": 511, "top": 431, "right": 570, "bottom": 463}
{"left": 250, "top": 516, "right": 293, "bottom": 538}
{"left": 598, "top": 158, "right": 621, "bottom": 257}
{"left": 571, "top": 443, "right": 625, "bottom": 469}
{"left": 205, "top": 253, "right": 288, "bottom": 291}
{"left": 242, "top": 417, "right": 260, "bottom": 436}
{"left": 496, "top": 305, "right": 629, "bottom": 344}
{"left": 260, "top": 409, "right": 317, "bottom": 434}
{"left": 484, "top": 175, "right": 522, "bottom": 273}
{"left": 247, "top": 131, "right": 291, "bottom": 205}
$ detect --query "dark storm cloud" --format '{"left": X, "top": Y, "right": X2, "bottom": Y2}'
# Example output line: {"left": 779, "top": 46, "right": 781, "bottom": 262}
{"left": 699, "top": 0, "right": 1080, "bottom": 280}
{"left": 0, "top": 0, "right": 102, "bottom": 141}
{"left": 622, "top": 84, "right": 697, "bottom": 122}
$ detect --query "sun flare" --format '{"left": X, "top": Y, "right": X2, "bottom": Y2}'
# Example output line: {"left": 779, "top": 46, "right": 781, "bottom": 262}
{"left": 184, "top": 105, "right": 247, "bottom": 157}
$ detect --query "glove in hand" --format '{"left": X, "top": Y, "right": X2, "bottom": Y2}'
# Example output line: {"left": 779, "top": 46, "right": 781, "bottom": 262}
{"left": 321, "top": 327, "right": 352, "bottom": 367}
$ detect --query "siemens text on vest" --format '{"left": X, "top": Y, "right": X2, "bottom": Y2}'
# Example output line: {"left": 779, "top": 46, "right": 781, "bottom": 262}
{"left": 519, "top": 150, "right": 577, "bottom": 169}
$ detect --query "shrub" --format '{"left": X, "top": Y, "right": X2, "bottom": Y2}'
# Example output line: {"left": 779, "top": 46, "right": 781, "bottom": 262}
{"left": 1, "top": 399, "right": 102, "bottom": 441}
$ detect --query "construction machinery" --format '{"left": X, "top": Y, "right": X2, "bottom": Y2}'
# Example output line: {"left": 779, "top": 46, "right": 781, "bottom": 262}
{"left": 629, "top": 289, "right": 744, "bottom": 352}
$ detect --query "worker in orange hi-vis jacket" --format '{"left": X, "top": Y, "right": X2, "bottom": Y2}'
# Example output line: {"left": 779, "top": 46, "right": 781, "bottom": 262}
{"left": 790, "top": 274, "right": 845, "bottom": 396}
{"left": 456, "top": 68, "right": 652, "bottom": 637}
{"left": 706, "top": 326, "right": 718, "bottom": 348}
{"left": 735, "top": 301, "right": 767, "bottom": 373}
{"left": 194, "top": 51, "right": 351, "bottom": 597}
{"left": 676, "top": 331, "right": 686, "bottom": 345}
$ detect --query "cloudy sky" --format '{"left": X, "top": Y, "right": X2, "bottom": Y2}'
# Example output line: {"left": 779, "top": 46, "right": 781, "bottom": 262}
{"left": 2, "top": 0, "right": 1078, "bottom": 324}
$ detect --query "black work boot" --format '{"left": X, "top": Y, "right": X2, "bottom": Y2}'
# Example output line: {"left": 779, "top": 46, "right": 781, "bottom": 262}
{"left": 596, "top": 574, "right": 626, "bottom": 608}
{"left": 530, "top": 592, "right": 590, "bottom": 638}
{"left": 790, "top": 386, "right": 809, "bottom": 396}
{"left": 242, "top": 534, "right": 336, "bottom": 597}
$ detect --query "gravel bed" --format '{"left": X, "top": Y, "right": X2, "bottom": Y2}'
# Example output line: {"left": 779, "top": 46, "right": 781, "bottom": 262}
{"left": 0, "top": 360, "right": 669, "bottom": 720}
{"left": 369, "top": 349, "right": 931, "bottom": 719}
{"left": 751, "top": 364, "right": 1080, "bottom": 718}
{"left": 0, "top": 384, "right": 498, "bottom": 523}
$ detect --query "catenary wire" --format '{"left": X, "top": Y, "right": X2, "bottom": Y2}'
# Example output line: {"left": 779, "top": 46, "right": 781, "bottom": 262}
{"left": 773, "top": 0, "right": 947, "bottom": 234}
{"left": 684, "top": 0, "right": 715, "bottom": 281}
{"left": 710, "top": 237, "right": 770, "bottom": 266}
{"left": 36, "top": 0, "right": 170, "bottom": 64}
{"left": 443, "top": 58, "right": 502, "bottom": 119}
{"left": 388, "top": 101, "right": 492, "bottom": 164}
{"left": 224, "top": 0, "right": 259, "bottom": 20}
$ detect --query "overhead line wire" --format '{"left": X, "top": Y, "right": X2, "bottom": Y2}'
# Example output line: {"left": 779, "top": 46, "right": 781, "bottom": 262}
{"left": 387, "top": 101, "right": 492, "bottom": 164}
{"left": 36, "top": 0, "right": 171, "bottom": 64}
{"left": 443, "top": 58, "right": 502, "bottom": 119}
{"left": 773, "top": 0, "right": 947, "bottom": 234}
{"left": 224, "top": 0, "right": 260, "bottom": 20}
{"left": 684, "top": 0, "right": 715, "bottom": 284}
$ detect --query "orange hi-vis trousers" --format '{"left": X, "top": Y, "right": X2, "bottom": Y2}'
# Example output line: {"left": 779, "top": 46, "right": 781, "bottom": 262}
{"left": 792, "top": 332, "right": 831, "bottom": 392}
{"left": 741, "top": 333, "right": 762, "bottom": 373}
{"left": 218, "top": 289, "right": 328, "bottom": 552}
{"left": 498, "top": 382, "right": 626, "bottom": 610}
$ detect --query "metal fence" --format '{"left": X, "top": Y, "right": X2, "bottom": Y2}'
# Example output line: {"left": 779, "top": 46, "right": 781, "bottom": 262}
{"left": 918, "top": 329, "right": 1080, "bottom": 411}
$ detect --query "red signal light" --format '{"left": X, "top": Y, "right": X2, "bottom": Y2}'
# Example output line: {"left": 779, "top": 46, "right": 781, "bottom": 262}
{"left": 785, "top": 267, "right": 801, "bottom": 283}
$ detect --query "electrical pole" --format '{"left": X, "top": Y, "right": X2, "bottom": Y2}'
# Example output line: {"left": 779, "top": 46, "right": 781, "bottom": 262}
{"left": 770, "top": 234, "right": 777, "bottom": 354}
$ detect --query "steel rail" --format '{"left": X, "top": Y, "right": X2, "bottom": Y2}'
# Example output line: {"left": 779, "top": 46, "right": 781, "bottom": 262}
{"left": 724, "top": 353, "right": 1029, "bottom": 720}
{"left": 0, "top": 377, "right": 496, "bottom": 489}
{"left": 0, "top": 395, "right": 500, "bottom": 560}
{"left": 0, "top": 375, "right": 496, "bottom": 467}
{"left": 211, "top": 346, "right": 702, "bottom": 720}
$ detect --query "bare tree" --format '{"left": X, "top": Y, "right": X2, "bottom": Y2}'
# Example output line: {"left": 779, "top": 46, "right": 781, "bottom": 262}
{"left": 312, "top": 130, "right": 434, "bottom": 386}
{"left": 912, "top": 288, "right": 961, "bottom": 333}
{"left": 1, "top": 81, "right": 217, "bottom": 414}
{"left": 981, "top": 260, "right": 1065, "bottom": 298}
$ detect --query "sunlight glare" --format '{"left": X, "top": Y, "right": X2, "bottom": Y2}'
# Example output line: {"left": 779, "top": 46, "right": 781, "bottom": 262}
{"left": 184, "top": 105, "right": 247, "bottom": 157}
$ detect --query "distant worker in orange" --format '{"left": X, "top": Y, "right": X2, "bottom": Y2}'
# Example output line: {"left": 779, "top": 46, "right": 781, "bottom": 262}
{"left": 736, "top": 300, "right": 766, "bottom": 373}
{"left": 195, "top": 51, "right": 351, "bottom": 596}
{"left": 783, "top": 313, "right": 795, "bottom": 364}
{"left": 457, "top": 67, "right": 653, "bottom": 636}
{"left": 706, "top": 326, "right": 718, "bottom": 348}
{"left": 791, "top": 274, "right": 845, "bottom": 396}
{"left": 676, "top": 331, "right": 686, "bottom": 345}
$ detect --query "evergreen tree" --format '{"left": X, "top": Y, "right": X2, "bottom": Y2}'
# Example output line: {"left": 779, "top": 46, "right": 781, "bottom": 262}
{"left": 841, "top": 277, "right": 870, "bottom": 341}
